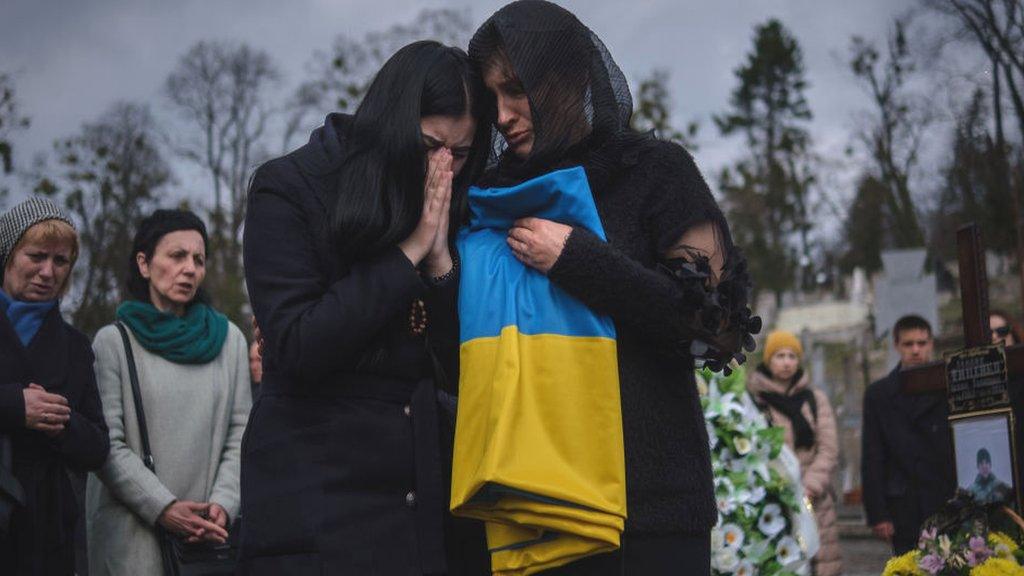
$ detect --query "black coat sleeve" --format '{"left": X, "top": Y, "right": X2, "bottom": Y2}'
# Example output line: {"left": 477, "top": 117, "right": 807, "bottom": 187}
{"left": 0, "top": 382, "right": 26, "bottom": 432}
{"left": 424, "top": 262, "right": 460, "bottom": 393}
{"left": 243, "top": 164, "right": 427, "bottom": 384}
{"left": 861, "top": 382, "right": 890, "bottom": 526}
{"left": 51, "top": 340, "right": 109, "bottom": 471}
{"left": 547, "top": 142, "right": 729, "bottom": 351}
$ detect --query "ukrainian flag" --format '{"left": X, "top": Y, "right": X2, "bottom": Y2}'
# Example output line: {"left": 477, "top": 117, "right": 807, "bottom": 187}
{"left": 451, "top": 166, "right": 627, "bottom": 576}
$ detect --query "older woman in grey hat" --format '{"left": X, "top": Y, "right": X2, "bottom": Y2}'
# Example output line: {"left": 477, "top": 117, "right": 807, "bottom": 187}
{"left": 0, "top": 197, "right": 110, "bottom": 575}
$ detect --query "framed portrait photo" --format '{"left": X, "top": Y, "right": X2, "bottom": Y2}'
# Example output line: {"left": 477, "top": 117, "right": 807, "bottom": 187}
{"left": 951, "top": 410, "right": 1019, "bottom": 509}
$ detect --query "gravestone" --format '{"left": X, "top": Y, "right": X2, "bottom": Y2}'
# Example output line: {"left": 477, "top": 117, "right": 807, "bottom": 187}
{"left": 874, "top": 248, "right": 940, "bottom": 366}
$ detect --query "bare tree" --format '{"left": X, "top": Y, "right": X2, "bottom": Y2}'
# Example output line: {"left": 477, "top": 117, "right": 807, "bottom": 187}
{"left": 0, "top": 72, "right": 31, "bottom": 204}
{"left": 33, "top": 103, "right": 168, "bottom": 335}
{"left": 283, "top": 8, "right": 473, "bottom": 150}
{"left": 164, "top": 41, "right": 280, "bottom": 323}
{"left": 922, "top": 0, "right": 1024, "bottom": 303}
{"left": 848, "top": 18, "right": 932, "bottom": 248}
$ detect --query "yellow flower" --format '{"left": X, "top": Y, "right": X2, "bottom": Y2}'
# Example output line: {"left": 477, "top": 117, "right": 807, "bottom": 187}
{"left": 883, "top": 551, "right": 924, "bottom": 576}
{"left": 989, "top": 532, "right": 1020, "bottom": 557}
{"left": 970, "top": 557, "right": 1024, "bottom": 576}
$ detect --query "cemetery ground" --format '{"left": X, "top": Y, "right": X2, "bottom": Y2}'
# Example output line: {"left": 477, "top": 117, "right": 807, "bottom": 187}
{"left": 838, "top": 513, "right": 892, "bottom": 576}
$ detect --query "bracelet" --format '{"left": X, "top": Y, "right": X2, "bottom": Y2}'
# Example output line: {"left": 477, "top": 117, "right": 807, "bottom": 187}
{"left": 427, "top": 254, "right": 460, "bottom": 286}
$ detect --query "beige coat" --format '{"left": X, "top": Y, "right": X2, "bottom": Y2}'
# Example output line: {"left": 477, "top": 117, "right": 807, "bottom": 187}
{"left": 85, "top": 322, "right": 251, "bottom": 576}
{"left": 747, "top": 369, "right": 842, "bottom": 576}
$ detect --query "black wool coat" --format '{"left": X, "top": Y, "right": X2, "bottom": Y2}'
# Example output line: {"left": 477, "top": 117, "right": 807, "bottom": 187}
{"left": 861, "top": 365, "right": 956, "bottom": 553}
{"left": 543, "top": 139, "right": 726, "bottom": 536}
{"left": 239, "top": 114, "right": 487, "bottom": 576}
{"left": 0, "top": 306, "right": 110, "bottom": 575}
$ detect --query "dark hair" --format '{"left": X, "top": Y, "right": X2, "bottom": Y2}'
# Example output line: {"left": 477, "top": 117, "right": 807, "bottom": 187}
{"left": 332, "top": 41, "right": 489, "bottom": 258}
{"left": 126, "top": 209, "right": 210, "bottom": 303}
{"left": 978, "top": 448, "right": 992, "bottom": 465}
{"left": 894, "top": 315, "right": 932, "bottom": 343}
{"left": 989, "top": 309, "right": 1023, "bottom": 345}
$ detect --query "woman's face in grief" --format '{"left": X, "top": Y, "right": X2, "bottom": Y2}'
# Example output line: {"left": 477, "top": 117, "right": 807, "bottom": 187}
{"left": 990, "top": 314, "right": 1016, "bottom": 346}
{"left": 482, "top": 57, "right": 534, "bottom": 159}
{"left": 420, "top": 113, "right": 476, "bottom": 176}
{"left": 137, "top": 230, "right": 206, "bottom": 315}
{"left": 768, "top": 348, "right": 800, "bottom": 382}
{"left": 2, "top": 229, "right": 74, "bottom": 302}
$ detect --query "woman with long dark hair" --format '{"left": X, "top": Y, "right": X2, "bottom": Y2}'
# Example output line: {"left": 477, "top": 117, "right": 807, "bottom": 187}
{"left": 239, "top": 41, "right": 490, "bottom": 575}
{"left": 455, "top": 2, "right": 759, "bottom": 573}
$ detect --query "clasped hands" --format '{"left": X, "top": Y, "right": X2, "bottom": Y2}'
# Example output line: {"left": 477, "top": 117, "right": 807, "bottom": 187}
{"left": 398, "top": 148, "right": 572, "bottom": 276}
{"left": 24, "top": 383, "right": 71, "bottom": 437}
{"left": 158, "top": 500, "right": 231, "bottom": 544}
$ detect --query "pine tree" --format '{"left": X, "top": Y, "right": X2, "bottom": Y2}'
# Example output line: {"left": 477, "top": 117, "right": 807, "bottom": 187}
{"left": 715, "top": 19, "right": 815, "bottom": 302}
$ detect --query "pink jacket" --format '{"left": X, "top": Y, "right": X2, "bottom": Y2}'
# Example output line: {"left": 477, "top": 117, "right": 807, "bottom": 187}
{"left": 747, "top": 368, "right": 843, "bottom": 576}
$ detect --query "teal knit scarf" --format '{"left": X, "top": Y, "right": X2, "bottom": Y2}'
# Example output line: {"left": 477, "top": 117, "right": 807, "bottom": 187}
{"left": 116, "top": 300, "right": 228, "bottom": 365}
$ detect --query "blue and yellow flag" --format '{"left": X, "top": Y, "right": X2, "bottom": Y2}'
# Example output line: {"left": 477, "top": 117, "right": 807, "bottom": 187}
{"left": 451, "top": 167, "right": 627, "bottom": 576}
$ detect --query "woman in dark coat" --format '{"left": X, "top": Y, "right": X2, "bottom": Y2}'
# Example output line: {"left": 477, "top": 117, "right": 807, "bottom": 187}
{"left": 0, "top": 197, "right": 110, "bottom": 574}
{"left": 465, "top": 2, "right": 757, "bottom": 573}
{"left": 239, "top": 41, "right": 490, "bottom": 575}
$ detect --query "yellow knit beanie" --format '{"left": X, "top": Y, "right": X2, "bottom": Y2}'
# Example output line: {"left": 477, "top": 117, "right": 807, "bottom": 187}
{"left": 763, "top": 330, "right": 803, "bottom": 361}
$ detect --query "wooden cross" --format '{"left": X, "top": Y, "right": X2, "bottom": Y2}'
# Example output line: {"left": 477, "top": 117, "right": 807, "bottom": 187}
{"left": 900, "top": 224, "right": 1024, "bottom": 397}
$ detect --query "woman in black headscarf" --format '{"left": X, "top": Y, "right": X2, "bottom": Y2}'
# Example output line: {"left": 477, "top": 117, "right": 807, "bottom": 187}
{"left": 466, "top": 2, "right": 758, "bottom": 573}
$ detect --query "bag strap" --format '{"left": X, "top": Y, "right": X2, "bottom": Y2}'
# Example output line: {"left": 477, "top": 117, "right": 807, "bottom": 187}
{"left": 115, "top": 322, "right": 157, "bottom": 473}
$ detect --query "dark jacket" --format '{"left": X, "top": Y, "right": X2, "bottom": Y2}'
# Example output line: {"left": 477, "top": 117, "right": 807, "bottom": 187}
{"left": 861, "top": 365, "right": 955, "bottom": 553}
{"left": 0, "top": 306, "right": 110, "bottom": 575}
{"left": 544, "top": 140, "right": 723, "bottom": 535}
{"left": 239, "top": 114, "right": 486, "bottom": 575}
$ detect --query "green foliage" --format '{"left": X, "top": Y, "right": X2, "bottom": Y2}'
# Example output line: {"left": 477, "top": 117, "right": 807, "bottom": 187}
{"left": 715, "top": 19, "right": 815, "bottom": 302}
{"left": 630, "top": 69, "right": 700, "bottom": 150}
{"left": 931, "top": 88, "right": 1020, "bottom": 261}
{"left": 839, "top": 174, "right": 888, "bottom": 274}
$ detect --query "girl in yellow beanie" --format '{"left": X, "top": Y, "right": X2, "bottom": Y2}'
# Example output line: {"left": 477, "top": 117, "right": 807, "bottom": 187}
{"left": 746, "top": 330, "right": 843, "bottom": 576}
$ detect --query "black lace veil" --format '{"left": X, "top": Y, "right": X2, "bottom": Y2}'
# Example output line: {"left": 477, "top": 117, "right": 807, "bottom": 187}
{"left": 468, "top": 0, "right": 640, "bottom": 183}
{"left": 469, "top": 0, "right": 760, "bottom": 369}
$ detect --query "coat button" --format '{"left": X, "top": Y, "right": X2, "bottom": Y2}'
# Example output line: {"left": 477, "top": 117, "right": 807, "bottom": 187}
{"left": 405, "top": 491, "right": 417, "bottom": 508}
{"left": 403, "top": 405, "right": 412, "bottom": 417}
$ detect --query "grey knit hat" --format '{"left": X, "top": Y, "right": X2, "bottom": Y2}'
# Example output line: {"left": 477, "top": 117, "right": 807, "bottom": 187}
{"left": 0, "top": 197, "right": 76, "bottom": 270}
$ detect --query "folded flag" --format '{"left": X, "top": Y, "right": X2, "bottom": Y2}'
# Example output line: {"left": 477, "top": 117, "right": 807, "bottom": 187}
{"left": 451, "top": 166, "right": 627, "bottom": 576}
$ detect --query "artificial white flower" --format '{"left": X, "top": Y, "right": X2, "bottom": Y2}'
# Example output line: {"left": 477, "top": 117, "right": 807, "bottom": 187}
{"left": 712, "top": 547, "right": 740, "bottom": 572}
{"left": 721, "top": 523, "right": 745, "bottom": 550}
{"left": 711, "top": 527, "right": 725, "bottom": 550}
{"left": 757, "top": 503, "right": 785, "bottom": 537}
{"left": 748, "top": 485, "right": 766, "bottom": 504}
{"left": 717, "top": 497, "right": 736, "bottom": 515}
{"left": 732, "top": 488, "right": 751, "bottom": 505}
{"left": 775, "top": 536, "right": 802, "bottom": 566}
{"left": 707, "top": 421, "right": 719, "bottom": 449}
{"left": 735, "top": 560, "right": 758, "bottom": 576}
{"left": 734, "top": 436, "right": 753, "bottom": 456}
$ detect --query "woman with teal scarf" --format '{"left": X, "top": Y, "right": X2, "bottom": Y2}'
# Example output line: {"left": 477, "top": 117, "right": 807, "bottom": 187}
{"left": 86, "top": 209, "right": 252, "bottom": 576}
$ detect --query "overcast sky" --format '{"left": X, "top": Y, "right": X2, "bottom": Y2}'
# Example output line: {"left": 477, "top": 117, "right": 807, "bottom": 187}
{"left": 3, "top": 0, "right": 942, "bottom": 227}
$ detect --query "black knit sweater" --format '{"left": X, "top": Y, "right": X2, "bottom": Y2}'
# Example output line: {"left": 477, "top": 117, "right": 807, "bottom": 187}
{"left": 546, "top": 138, "right": 721, "bottom": 536}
